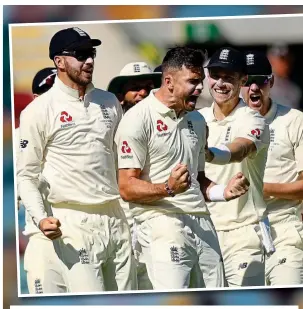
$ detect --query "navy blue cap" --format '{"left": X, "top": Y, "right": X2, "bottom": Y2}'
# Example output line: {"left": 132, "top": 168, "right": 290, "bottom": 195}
{"left": 49, "top": 27, "right": 101, "bottom": 60}
{"left": 245, "top": 51, "right": 272, "bottom": 75}
{"left": 205, "top": 47, "right": 246, "bottom": 73}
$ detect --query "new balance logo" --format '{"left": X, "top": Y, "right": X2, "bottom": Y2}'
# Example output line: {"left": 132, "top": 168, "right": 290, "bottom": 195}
{"left": 170, "top": 246, "right": 180, "bottom": 262}
{"left": 279, "top": 258, "right": 286, "bottom": 265}
{"left": 79, "top": 248, "right": 89, "bottom": 264}
{"left": 34, "top": 278, "right": 43, "bottom": 294}
{"left": 156, "top": 120, "right": 168, "bottom": 132}
{"left": 20, "top": 139, "right": 28, "bottom": 149}
{"left": 219, "top": 49, "right": 230, "bottom": 61}
{"left": 121, "top": 141, "right": 131, "bottom": 153}
{"left": 246, "top": 54, "right": 255, "bottom": 65}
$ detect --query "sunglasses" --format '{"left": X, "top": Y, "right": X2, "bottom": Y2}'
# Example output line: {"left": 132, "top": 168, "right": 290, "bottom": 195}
{"left": 244, "top": 75, "right": 272, "bottom": 87}
{"left": 59, "top": 48, "right": 96, "bottom": 61}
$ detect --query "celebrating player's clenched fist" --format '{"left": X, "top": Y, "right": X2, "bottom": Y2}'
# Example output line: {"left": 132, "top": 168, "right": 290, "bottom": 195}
{"left": 38, "top": 217, "right": 62, "bottom": 240}
{"left": 167, "top": 163, "right": 191, "bottom": 194}
{"left": 224, "top": 172, "right": 250, "bottom": 201}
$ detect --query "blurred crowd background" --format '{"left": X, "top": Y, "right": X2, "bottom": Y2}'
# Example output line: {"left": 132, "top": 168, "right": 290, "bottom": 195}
{"left": 3, "top": 5, "right": 303, "bottom": 309}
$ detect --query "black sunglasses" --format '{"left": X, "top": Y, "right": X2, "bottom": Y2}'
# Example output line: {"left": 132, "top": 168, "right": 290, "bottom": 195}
{"left": 59, "top": 48, "right": 96, "bottom": 61}
{"left": 244, "top": 75, "right": 272, "bottom": 87}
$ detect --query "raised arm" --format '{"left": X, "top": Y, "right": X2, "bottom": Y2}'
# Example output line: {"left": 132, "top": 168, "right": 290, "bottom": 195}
{"left": 206, "top": 112, "right": 269, "bottom": 165}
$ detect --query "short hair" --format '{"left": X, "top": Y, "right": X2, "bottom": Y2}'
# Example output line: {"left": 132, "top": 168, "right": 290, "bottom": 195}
{"left": 161, "top": 46, "right": 206, "bottom": 73}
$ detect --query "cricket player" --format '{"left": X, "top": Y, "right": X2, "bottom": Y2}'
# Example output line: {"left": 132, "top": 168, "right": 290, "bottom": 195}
{"left": 200, "top": 47, "right": 270, "bottom": 287}
{"left": 115, "top": 46, "right": 250, "bottom": 290}
{"left": 241, "top": 50, "right": 303, "bottom": 285}
{"left": 108, "top": 61, "right": 161, "bottom": 290}
{"left": 108, "top": 61, "right": 161, "bottom": 114}
{"left": 17, "top": 27, "right": 136, "bottom": 294}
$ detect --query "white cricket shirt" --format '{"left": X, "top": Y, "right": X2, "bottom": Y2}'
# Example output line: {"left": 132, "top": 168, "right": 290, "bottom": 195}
{"left": 115, "top": 90, "right": 209, "bottom": 223}
{"left": 199, "top": 99, "right": 270, "bottom": 231}
{"left": 263, "top": 101, "right": 303, "bottom": 223}
{"left": 17, "top": 77, "right": 123, "bottom": 226}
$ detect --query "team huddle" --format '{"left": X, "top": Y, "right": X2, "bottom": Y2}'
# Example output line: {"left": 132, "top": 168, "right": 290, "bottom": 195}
{"left": 16, "top": 27, "right": 303, "bottom": 294}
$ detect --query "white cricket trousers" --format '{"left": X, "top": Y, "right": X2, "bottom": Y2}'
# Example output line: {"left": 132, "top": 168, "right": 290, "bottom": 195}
{"left": 120, "top": 199, "right": 153, "bottom": 290}
{"left": 136, "top": 213, "right": 225, "bottom": 290}
{"left": 24, "top": 200, "right": 137, "bottom": 294}
{"left": 266, "top": 215, "right": 303, "bottom": 285}
{"left": 217, "top": 224, "right": 265, "bottom": 287}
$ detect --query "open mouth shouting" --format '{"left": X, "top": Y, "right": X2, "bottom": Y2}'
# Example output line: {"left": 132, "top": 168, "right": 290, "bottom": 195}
{"left": 249, "top": 93, "right": 262, "bottom": 107}
{"left": 186, "top": 92, "right": 201, "bottom": 107}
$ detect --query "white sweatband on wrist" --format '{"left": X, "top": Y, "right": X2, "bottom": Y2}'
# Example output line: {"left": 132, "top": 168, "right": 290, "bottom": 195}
{"left": 209, "top": 184, "right": 227, "bottom": 202}
{"left": 209, "top": 144, "right": 231, "bottom": 165}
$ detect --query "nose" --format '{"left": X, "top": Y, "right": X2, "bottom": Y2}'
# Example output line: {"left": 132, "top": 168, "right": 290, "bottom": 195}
{"left": 138, "top": 88, "right": 148, "bottom": 97}
{"left": 216, "top": 78, "right": 224, "bottom": 87}
{"left": 196, "top": 81, "right": 203, "bottom": 91}
{"left": 249, "top": 83, "right": 259, "bottom": 91}
{"left": 85, "top": 57, "right": 94, "bottom": 64}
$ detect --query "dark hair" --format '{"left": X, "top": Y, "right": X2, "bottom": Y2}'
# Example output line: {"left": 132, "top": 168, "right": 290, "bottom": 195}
{"left": 161, "top": 46, "right": 206, "bottom": 73}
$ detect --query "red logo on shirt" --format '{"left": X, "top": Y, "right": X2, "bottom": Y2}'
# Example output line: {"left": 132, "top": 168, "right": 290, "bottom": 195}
{"left": 251, "top": 128, "right": 261, "bottom": 139}
{"left": 60, "top": 111, "right": 73, "bottom": 123}
{"left": 121, "top": 141, "right": 131, "bottom": 153}
{"left": 156, "top": 120, "right": 168, "bottom": 132}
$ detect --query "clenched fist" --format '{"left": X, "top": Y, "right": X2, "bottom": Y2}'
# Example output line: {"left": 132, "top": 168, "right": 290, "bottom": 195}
{"left": 224, "top": 172, "right": 250, "bottom": 201}
{"left": 167, "top": 163, "right": 191, "bottom": 195}
{"left": 39, "top": 217, "right": 62, "bottom": 240}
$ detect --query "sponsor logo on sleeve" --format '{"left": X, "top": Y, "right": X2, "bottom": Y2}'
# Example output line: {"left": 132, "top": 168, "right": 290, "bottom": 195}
{"left": 120, "top": 141, "right": 133, "bottom": 159}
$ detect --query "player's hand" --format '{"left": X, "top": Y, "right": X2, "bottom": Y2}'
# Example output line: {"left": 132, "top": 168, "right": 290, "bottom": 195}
{"left": 167, "top": 163, "right": 191, "bottom": 194}
{"left": 224, "top": 172, "right": 250, "bottom": 201}
{"left": 39, "top": 217, "right": 62, "bottom": 240}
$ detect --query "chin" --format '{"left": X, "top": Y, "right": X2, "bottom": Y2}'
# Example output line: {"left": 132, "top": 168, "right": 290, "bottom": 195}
{"left": 185, "top": 105, "right": 196, "bottom": 112}
{"left": 79, "top": 79, "right": 92, "bottom": 86}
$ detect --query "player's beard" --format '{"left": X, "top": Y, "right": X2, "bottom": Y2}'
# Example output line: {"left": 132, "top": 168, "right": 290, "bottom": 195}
{"left": 122, "top": 100, "right": 136, "bottom": 113}
{"left": 65, "top": 60, "right": 93, "bottom": 87}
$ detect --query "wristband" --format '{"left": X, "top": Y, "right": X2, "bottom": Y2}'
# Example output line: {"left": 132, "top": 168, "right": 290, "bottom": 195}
{"left": 209, "top": 184, "right": 227, "bottom": 202}
{"left": 165, "top": 180, "right": 175, "bottom": 197}
{"left": 209, "top": 144, "right": 231, "bottom": 165}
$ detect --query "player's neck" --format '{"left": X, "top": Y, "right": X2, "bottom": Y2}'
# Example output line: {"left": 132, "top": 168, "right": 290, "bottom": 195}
{"left": 155, "top": 87, "right": 180, "bottom": 114}
{"left": 214, "top": 97, "right": 240, "bottom": 121}
{"left": 58, "top": 75, "right": 87, "bottom": 98}
{"left": 260, "top": 98, "right": 272, "bottom": 117}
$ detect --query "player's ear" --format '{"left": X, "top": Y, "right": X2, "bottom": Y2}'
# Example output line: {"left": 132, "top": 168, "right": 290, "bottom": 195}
{"left": 54, "top": 55, "right": 65, "bottom": 70}
{"left": 270, "top": 75, "right": 275, "bottom": 88}
{"left": 241, "top": 74, "right": 248, "bottom": 86}
{"left": 164, "top": 73, "right": 174, "bottom": 91}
